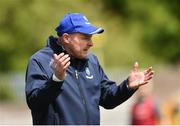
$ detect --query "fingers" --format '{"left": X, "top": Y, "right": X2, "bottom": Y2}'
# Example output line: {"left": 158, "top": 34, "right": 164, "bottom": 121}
{"left": 53, "top": 53, "right": 65, "bottom": 62}
{"left": 61, "top": 57, "right": 71, "bottom": 67}
{"left": 144, "top": 66, "right": 154, "bottom": 81}
{"left": 145, "top": 70, "right": 154, "bottom": 77}
{"left": 59, "top": 54, "right": 69, "bottom": 63}
{"left": 144, "top": 67, "right": 152, "bottom": 75}
{"left": 63, "top": 61, "right": 71, "bottom": 69}
{"left": 133, "top": 62, "right": 138, "bottom": 72}
{"left": 53, "top": 53, "right": 71, "bottom": 70}
{"left": 144, "top": 75, "right": 153, "bottom": 82}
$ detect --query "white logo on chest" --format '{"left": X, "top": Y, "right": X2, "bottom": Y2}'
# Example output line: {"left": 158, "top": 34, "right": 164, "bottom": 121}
{"left": 85, "top": 67, "right": 93, "bottom": 79}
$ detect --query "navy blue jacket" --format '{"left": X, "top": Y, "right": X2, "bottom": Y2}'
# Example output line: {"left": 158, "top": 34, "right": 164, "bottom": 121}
{"left": 25, "top": 36, "right": 136, "bottom": 125}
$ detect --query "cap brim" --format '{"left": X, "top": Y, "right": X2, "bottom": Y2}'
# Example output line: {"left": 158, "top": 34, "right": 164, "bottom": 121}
{"left": 89, "top": 27, "right": 104, "bottom": 34}
{"left": 76, "top": 25, "right": 104, "bottom": 35}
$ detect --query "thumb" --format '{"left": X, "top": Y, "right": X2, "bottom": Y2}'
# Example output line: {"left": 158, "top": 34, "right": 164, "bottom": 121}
{"left": 133, "top": 62, "right": 138, "bottom": 72}
{"left": 53, "top": 54, "right": 58, "bottom": 60}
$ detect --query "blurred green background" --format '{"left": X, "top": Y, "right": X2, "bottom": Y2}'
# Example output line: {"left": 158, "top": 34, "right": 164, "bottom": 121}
{"left": 0, "top": 0, "right": 180, "bottom": 124}
{"left": 0, "top": 0, "right": 179, "bottom": 73}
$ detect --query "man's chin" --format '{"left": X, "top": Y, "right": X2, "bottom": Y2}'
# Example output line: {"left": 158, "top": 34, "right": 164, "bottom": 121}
{"left": 79, "top": 56, "right": 88, "bottom": 60}
{"left": 77, "top": 54, "right": 88, "bottom": 60}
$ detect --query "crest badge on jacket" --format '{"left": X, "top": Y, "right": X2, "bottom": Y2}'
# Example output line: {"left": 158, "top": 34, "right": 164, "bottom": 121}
{"left": 85, "top": 67, "right": 93, "bottom": 79}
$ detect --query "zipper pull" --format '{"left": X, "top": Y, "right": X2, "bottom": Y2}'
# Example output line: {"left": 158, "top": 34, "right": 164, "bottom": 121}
{"left": 75, "top": 70, "right": 78, "bottom": 79}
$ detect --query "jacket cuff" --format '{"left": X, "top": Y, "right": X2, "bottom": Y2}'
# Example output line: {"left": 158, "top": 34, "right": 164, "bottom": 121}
{"left": 125, "top": 78, "right": 137, "bottom": 92}
{"left": 49, "top": 74, "right": 64, "bottom": 85}
{"left": 52, "top": 74, "right": 64, "bottom": 82}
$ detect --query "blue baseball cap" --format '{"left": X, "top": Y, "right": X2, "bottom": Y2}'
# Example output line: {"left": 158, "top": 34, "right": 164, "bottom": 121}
{"left": 55, "top": 13, "right": 104, "bottom": 36}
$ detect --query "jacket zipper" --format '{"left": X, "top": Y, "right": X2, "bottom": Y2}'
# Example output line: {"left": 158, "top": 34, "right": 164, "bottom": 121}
{"left": 75, "top": 70, "right": 90, "bottom": 124}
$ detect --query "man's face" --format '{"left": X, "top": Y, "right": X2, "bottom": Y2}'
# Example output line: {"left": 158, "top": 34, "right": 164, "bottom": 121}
{"left": 64, "top": 33, "right": 93, "bottom": 59}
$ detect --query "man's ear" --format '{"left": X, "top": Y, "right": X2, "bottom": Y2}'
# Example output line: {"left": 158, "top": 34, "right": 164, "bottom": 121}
{"left": 62, "top": 33, "right": 70, "bottom": 44}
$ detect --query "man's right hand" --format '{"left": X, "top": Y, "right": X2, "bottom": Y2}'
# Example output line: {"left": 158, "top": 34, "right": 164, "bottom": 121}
{"left": 52, "top": 53, "right": 71, "bottom": 80}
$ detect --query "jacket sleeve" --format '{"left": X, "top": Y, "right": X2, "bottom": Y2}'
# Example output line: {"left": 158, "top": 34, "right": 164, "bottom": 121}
{"left": 95, "top": 58, "right": 137, "bottom": 109}
{"left": 25, "top": 58, "right": 63, "bottom": 111}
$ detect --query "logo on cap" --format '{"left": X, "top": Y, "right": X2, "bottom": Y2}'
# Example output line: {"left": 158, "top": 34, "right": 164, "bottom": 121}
{"left": 83, "top": 16, "right": 90, "bottom": 25}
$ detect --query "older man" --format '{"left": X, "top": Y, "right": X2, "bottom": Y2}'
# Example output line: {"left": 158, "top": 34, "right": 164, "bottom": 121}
{"left": 25, "top": 13, "right": 154, "bottom": 125}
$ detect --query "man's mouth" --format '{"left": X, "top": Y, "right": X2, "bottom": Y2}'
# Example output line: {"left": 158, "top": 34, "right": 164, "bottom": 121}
{"left": 83, "top": 49, "right": 88, "bottom": 52}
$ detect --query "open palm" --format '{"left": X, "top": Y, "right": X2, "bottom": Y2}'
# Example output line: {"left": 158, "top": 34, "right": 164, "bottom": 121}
{"left": 128, "top": 62, "right": 154, "bottom": 89}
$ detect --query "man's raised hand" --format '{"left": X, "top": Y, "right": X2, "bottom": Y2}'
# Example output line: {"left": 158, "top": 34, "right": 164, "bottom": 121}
{"left": 52, "top": 53, "right": 71, "bottom": 80}
{"left": 128, "top": 62, "right": 154, "bottom": 89}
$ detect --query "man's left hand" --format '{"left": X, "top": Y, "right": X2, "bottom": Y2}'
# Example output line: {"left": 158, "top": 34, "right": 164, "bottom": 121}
{"left": 128, "top": 62, "right": 154, "bottom": 89}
